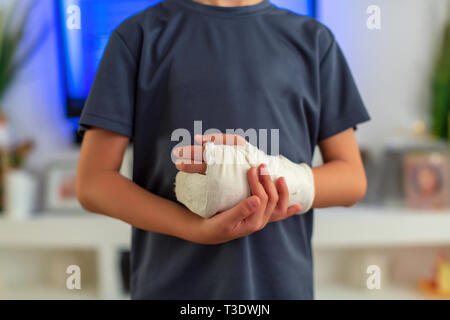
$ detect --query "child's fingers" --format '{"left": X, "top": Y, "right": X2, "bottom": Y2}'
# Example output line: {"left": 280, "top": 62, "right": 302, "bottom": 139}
{"left": 176, "top": 134, "right": 246, "bottom": 161}
{"left": 173, "top": 145, "right": 205, "bottom": 162}
{"left": 244, "top": 167, "right": 268, "bottom": 228}
{"left": 269, "top": 204, "right": 301, "bottom": 223}
{"left": 196, "top": 134, "right": 246, "bottom": 146}
{"left": 194, "top": 134, "right": 204, "bottom": 145}
{"left": 257, "top": 164, "right": 278, "bottom": 222}
{"left": 286, "top": 205, "right": 302, "bottom": 217}
{"left": 247, "top": 167, "right": 268, "bottom": 204}
{"left": 175, "top": 159, "right": 207, "bottom": 174}
{"left": 220, "top": 195, "right": 260, "bottom": 231}
{"left": 275, "top": 177, "right": 289, "bottom": 213}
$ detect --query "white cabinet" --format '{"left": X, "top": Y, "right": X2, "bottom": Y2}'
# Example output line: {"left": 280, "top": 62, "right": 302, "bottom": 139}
{"left": 0, "top": 206, "right": 449, "bottom": 299}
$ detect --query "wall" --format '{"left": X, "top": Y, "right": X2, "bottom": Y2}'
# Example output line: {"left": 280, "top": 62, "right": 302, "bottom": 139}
{"left": 319, "top": 0, "right": 449, "bottom": 154}
{"left": 1, "top": 0, "right": 74, "bottom": 171}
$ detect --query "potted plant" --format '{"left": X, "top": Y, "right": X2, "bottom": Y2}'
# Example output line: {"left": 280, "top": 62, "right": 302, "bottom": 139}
{"left": 430, "top": 6, "right": 450, "bottom": 144}
{"left": 0, "top": 0, "right": 46, "bottom": 211}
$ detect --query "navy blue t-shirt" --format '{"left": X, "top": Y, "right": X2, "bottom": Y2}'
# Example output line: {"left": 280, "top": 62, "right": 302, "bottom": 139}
{"left": 78, "top": 0, "right": 370, "bottom": 299}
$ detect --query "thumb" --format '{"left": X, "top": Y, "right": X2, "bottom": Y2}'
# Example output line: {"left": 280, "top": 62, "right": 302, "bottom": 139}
{"left": 223, "top": 196, "right": 260, "bottom": 224}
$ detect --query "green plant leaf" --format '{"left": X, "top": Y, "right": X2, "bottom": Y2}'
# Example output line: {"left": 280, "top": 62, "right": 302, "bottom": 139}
{"left": 431, "top": 21, "right": 450, "bottom": 141}
{"left": 0, "top": 0, "right": 47, "bottom": 102}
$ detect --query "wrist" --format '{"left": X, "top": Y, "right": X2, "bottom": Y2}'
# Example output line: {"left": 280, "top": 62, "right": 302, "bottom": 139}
{"left": 187, "top": 214, "right": 225, "bottom": 245}
{"left": 181, "top": 210, "right": 211, "bottom": 244}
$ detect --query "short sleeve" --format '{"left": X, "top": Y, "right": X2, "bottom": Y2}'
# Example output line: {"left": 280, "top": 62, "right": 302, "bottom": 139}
{"left": 77, "top": 30, "right": 137, "bottom": 139}
{"left": 318, "top": 33, "right": 371, "bottom": 141}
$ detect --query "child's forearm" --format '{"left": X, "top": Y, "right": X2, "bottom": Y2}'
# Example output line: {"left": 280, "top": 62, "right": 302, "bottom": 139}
{"left": 311, "top": 159, "right": 367, "bottom": 208}
{"left": 76, "top": 170, "right": 203, "bottom": 242}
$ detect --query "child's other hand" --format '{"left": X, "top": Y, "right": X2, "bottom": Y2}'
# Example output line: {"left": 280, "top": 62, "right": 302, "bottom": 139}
{"left": 190, "top": 164, "right": 301, "bottom": 245}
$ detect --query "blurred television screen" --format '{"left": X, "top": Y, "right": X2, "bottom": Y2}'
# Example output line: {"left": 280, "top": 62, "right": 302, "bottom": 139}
{"left": 56, "top": 0, "right": 161, "bottom": 117}
{"left": 56, "top": 0, "right": 316, "bottom": 118}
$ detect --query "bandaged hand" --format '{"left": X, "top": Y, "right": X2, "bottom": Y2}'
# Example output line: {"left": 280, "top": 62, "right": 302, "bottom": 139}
{"left": 174, "top": 135, "right": 315, "bottom": 219}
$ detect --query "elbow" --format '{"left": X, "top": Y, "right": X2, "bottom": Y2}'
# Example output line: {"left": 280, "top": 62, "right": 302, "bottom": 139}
{"left": 75, "top": 173, "right": 97, "bottom": 213}
{"left": 343, "top": 173, "right": 368, "bottom": 208}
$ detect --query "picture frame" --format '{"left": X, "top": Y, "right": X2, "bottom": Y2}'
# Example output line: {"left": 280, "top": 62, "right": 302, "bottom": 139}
{"left": 403, "top": 151, "right": 449, "bottom": 210}
{"left": 44, "top": 159, "right": 81, "bottom": 212}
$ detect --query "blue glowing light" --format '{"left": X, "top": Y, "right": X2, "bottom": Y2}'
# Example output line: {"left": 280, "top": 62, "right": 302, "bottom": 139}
{"left": 271, "top": 0, "right": 315, "bottom": 16}
{"left": 57, "top": 0, "right": 161, "bottom": 104}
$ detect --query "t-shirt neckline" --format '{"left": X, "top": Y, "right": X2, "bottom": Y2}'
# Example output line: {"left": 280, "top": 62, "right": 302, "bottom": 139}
{"left": 168, "top": 0, "right": 273, "bottom": 17}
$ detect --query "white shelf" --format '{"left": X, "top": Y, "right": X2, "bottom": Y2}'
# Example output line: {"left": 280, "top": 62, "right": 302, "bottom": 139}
{"left": 313, "top": 206, "right": 450, "bottom": 248}
{"left": 315, "top": 283, "right": 428, "bottom": 300}
{"left": 0, "top": 213, "right": 131, "bottom": 249}
{"left": 0, "top": 207, "right": 449, "bottom": 249}
{"left": 0, "top": 212, "right": 130, "bottom": 299}
{"left": 0, "top": 285, "right": 99, "bottom": 300}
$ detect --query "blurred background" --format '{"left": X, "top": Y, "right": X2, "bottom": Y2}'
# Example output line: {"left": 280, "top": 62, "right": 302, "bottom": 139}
{"left": 0, "top": 0, "right": 448, "bottom": 300}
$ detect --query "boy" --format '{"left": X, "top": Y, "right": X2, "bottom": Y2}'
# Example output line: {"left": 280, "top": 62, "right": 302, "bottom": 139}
{"left": 76, "top": 0, "right": 370, "bottom": 299}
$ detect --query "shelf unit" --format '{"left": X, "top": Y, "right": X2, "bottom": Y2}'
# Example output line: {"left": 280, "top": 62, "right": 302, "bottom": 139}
{"left": 315, "top": 283, "right": 427, "bottom": 300}
{"left": 313, "top": 206, "right": 450, "bottom": 248}
{"left": 0, "top": 206, "right": 449, "bottom": 299}
{"left": 0, "top": 214, "right": 129, "bottom": 299}
{"left": 313, "top": 206, "right": 450, "bottom": 300}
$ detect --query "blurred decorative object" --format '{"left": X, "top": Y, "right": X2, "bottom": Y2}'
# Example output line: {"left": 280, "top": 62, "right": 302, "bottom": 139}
{"left": 420, "top": 253, "right": 450, "bottom": 298}
{"left": 403, "top": 152, "right": 449, "bottom": 210}
{"left": 4, "top": 168, "right": 37, "bottom": 220}
{"left": 1, "top": 138, "right": 34, "bottom": 216}
{"left": 0, "top": 0, "right": 47, "bottom": 103}
{"left": 430, "top": 19, "right": 450, "bottom": 142}
{"left": 378, "top": 138, "right": 449, "bottom": 208}
{"left": 44, "top": 160, "right": 81, "bottom": 212}
{"left": 9, "top": 140, "right": 33, "bottom": 169}
{"left": 413, "top": 120, "right": 428, "bottom": 138}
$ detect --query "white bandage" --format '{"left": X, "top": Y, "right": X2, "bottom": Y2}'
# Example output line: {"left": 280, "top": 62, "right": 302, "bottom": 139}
{"left": 175, "top": 142, "right": 315, "bottom": 219}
